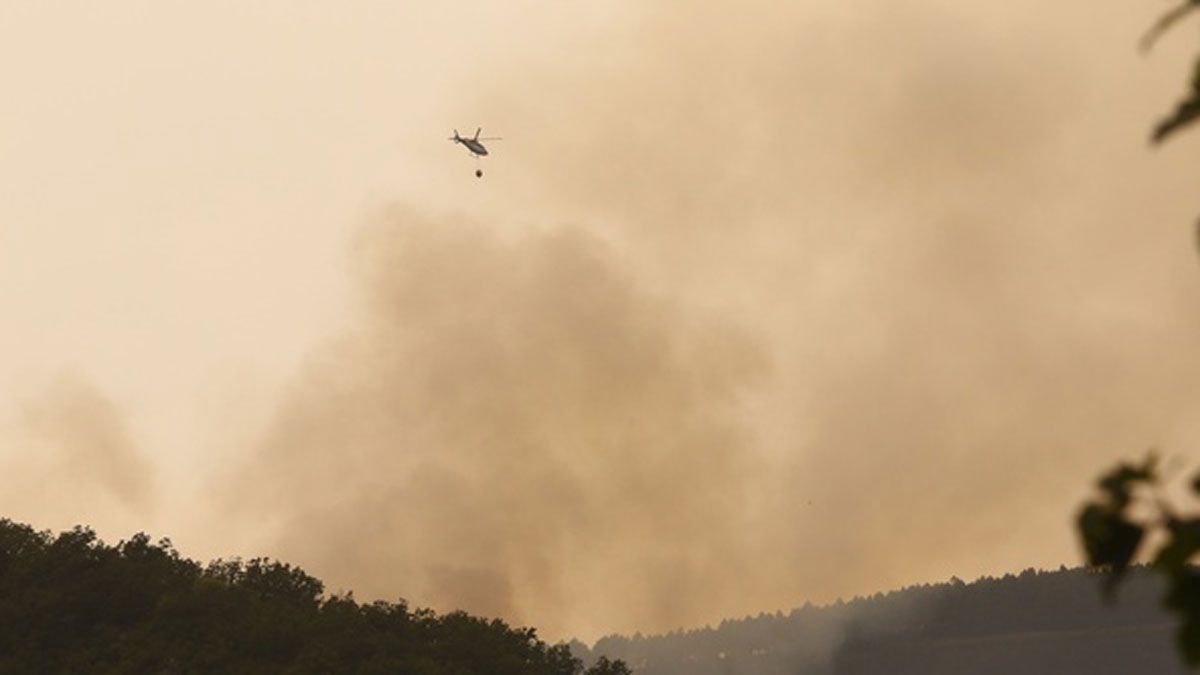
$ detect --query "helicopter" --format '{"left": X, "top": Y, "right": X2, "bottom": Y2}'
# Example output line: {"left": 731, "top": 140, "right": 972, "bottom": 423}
{"left": 449, "top": 128, "right": 501, "bottom": 177}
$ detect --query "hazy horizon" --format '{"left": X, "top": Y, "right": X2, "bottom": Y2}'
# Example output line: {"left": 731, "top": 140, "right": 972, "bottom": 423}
{"left": 4, "top": 1, "right": 1200, "bottom": 642}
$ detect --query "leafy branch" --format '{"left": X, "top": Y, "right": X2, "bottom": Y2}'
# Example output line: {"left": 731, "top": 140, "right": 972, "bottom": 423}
{"left": 1142, "top": 0, "right": 1200, "bottom": 143}
{"left": 1076, "top": 455, "right": 1200, "bottom": 664}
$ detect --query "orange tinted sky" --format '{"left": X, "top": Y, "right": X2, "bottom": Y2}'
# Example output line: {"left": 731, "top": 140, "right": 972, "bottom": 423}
{"left": 3, "top": 1, "right": 1200, "bottom": 641}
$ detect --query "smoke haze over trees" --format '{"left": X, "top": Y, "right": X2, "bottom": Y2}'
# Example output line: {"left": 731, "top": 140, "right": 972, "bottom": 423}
{"left": 3, "top": 0, "right": 1200, "bottom": 644}
{"left": 0, "top": 517, "right": 627, "bottom": 674}
{"left": 578, "top": 567, "right": 1182, "bottom": 675}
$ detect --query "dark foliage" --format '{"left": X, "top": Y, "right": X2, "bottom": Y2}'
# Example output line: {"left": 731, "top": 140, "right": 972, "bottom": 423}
{"left": 0, "top": 518, "right": 624, "bottom": 675}
{"left": 1077, "top": 456, "right": 1200, "bottom": 667}
{"left": 1069, "top": 8, "right": 1200, "bottom": 673}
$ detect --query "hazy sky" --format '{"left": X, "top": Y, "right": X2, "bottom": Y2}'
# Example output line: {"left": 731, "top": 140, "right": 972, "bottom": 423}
{"left": 3, "top": 0, "right": 1200, "bottom": 642}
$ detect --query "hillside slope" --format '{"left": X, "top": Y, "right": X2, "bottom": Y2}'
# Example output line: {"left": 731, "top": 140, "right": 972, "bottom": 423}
{"left": 581, "top": 568, "right": 1181, "bottom": 674}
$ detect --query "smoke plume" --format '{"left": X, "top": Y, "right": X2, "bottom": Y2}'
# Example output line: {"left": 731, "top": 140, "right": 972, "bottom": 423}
{"left": 1, "top": 374, "right": 154, "bottom": 531}
{"left": 229, "top": 211, "right": 768, "bottom": 638}
{"left": 221, "top": 0, "right": 1200, "bottom": 643}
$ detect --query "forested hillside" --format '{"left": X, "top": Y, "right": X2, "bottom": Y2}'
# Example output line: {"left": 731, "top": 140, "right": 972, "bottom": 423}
{"left": 579, "top": 567, "right": 1181, "bottom": 674}
{"left": 0, "top": 518, "right": 628, "bottom": 674}
{"left": 1, "top": 515, "right": 1182, "bottom": 674}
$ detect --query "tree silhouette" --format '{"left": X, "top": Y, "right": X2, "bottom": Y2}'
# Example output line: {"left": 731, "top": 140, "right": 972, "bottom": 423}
{"left": 0, "top": 517, "right": 628, "bottom": 674}
{"left": 1076, "top": 7, "right": 1200, "bottom": 669}
{"left": 581, "top": 567, "right": 1178, "bottom": 674}
{"left": 1077, "top": 456, "right": 1200, "bottom": 665}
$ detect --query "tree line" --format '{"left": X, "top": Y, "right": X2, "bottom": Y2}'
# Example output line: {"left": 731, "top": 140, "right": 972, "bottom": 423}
{"left": 0, "top": 517, "right": 629, "bottom": 674}
{"left": 577, "top": 567, "right": 1181, "bottom": 674}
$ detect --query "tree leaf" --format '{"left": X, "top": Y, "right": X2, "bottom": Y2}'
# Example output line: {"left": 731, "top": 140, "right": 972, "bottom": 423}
{"left": 1096, "top": 455, "right": 1157, "bottom": 509}
{"left": 1077, "top": 503, "right": 1144, "bottom": 595}
{"left": 1153, "top": 518, "right": 1200, "bottom": 574}
{"left": 1153, "top": 56, "right": 1200, "bottom": 144}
